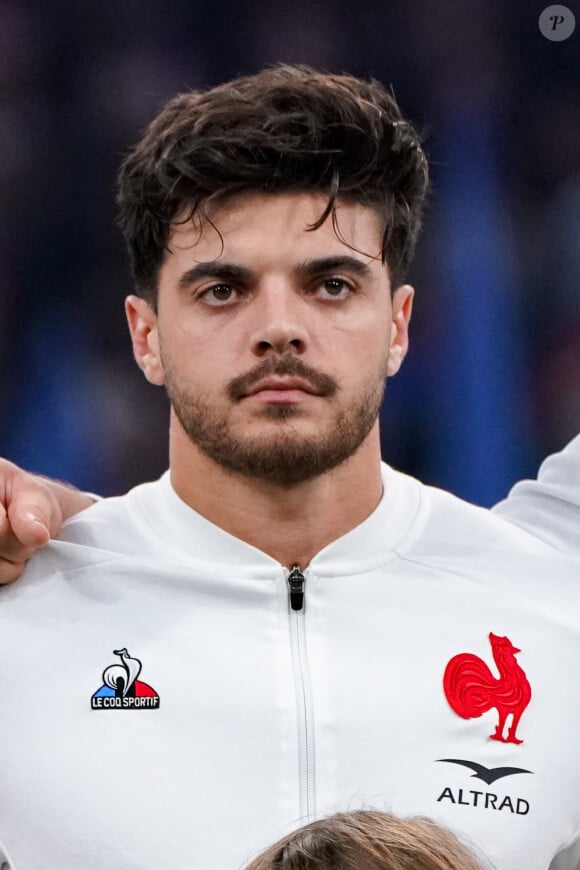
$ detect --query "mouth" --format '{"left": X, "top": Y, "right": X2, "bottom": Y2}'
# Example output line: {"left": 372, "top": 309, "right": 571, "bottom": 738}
{"left": 243, "top": 378, "right": 319, "bottom": 404}
{"left": 246, "top": 388, "right": 316, "bottom": 404}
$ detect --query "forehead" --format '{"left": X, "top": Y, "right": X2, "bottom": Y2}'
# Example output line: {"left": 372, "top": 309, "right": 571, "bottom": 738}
{"left": 162, "top": 192, "right": 385, "bottom": 274}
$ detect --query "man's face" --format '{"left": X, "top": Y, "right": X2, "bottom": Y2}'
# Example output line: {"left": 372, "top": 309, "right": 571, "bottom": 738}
{"left": 127, "top": 192, "right": 413, "bottom": 486}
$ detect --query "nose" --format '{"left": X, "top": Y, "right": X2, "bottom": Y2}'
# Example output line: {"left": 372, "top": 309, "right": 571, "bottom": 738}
{"left": 248, "top": 285, "right": 309, "bottom": 358}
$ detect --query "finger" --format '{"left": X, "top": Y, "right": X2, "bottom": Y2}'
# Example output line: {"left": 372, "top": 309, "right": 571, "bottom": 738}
{"left": 0, "top": 515, "right": 42, "bottom": 561}
{"left": 5, "top": 508, "right": 50, "bottom": 549}
{"left": 8, "top": 505, "right": 50, "bottom": 548}
{"left": 0, "top": 557, "right": 28, "bottom": 585}
{"left": 5, "top": 475, "right": 55, "bottom": 547}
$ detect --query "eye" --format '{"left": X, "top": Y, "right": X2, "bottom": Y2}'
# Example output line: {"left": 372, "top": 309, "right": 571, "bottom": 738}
{"left": 199, "top": 284, "right": 240, "bottom": 306}
{"left": 315, "top": 278, "right": 354, "bottom": 300}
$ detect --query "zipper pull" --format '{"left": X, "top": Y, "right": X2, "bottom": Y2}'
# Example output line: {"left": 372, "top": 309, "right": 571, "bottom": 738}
{"left": 287, "top": 565, "right": 305, "bottom": 612}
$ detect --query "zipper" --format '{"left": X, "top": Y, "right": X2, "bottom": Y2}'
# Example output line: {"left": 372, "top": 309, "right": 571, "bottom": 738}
{"left": 288, "top": 565, "right": 305, "bottom": 611}
{"left": 285, "top": 565, "right": 315, "bottom": 820}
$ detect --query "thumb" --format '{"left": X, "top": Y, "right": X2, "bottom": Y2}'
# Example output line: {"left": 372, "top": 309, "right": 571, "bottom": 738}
{"left": 6, "top": 487, "right": 57, "bottom": 548}
{"left": 8, "top": 508, "right": 51, "bottom": 548}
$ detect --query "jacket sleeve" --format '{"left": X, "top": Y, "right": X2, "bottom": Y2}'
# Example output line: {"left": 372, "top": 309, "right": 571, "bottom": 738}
{"left": 491, "top": 435, "right": 580, "bottom": 557}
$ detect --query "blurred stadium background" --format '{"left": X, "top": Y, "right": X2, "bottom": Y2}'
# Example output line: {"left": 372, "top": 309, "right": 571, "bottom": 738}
{"left": 1, "top": 0, "right": 579, "bottom": 505}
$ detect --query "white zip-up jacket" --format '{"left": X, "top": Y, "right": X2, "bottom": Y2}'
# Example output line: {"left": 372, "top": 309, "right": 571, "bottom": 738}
{"left": 0, "top": 437, "right": 579, "bottom": 870}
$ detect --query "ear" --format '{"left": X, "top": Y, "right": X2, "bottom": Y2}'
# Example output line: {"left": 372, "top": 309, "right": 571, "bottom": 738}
{"left": 125, "top": 295, "right": 165, "bottom": 386}
{"left": 387, "top": 284, "right": 414, "bottom": 376}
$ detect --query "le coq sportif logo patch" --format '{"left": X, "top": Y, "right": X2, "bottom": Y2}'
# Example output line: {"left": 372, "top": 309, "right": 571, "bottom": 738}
{"left": 91, "top": 648, "right": 160, "bottom": 709}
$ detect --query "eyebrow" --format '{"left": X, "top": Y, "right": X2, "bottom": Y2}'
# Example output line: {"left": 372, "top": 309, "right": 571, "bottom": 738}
{"left": 177, "top": 262, "right": 253, "bottom": 291}
{"left": 295, "top": 256, "right": 375, "bottom": 280}
{"left": 176, "top": 255, "right": 375, "bottom": 291}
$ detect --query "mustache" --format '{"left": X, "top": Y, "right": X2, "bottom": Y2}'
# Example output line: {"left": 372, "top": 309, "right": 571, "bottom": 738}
{"left": 228, "top": 356, "right": 338, "bottom": 401}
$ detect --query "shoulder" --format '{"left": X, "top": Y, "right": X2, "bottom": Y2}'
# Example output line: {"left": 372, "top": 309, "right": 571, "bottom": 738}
{"left": 6, "top": 475, "right": 174, "bottom": 593}
{"left": 398, "top": 475, "right": 541, "bottom": 556}
{"left": 393, "top": 472, "right": 580, "bottom": 594}
{"left": 58, "top": 473, "right": 176, "bottom": 553}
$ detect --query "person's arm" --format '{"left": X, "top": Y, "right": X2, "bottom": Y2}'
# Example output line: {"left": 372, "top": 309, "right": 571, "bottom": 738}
{"left": 492, "top": 434, "right": 580, "bottom": 557}
{"left": 0, "top": 459, "right": 96, "bottom": 584}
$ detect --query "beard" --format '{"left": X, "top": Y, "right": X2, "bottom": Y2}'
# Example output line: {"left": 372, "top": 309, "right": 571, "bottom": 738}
{"left": 161, "top": 352, "right": 387, "bottom": 487}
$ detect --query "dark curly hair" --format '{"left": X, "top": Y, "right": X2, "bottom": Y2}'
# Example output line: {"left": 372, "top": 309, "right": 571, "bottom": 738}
{"left": 117, "top": 64, "right": 430, "bottom": 307}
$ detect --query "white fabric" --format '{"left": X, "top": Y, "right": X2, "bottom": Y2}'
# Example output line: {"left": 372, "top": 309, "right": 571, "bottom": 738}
{"left": 1, "top": 455, "right": 580, "bottom": 870}
{"left": 493, "top": 434, "right": 580, "bottom": 556}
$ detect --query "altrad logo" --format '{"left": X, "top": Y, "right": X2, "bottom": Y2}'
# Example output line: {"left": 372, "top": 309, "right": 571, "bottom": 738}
{"left": 91, "top": 648, "right": 160, "bottom": 710}
{"left": 435, "top": 759, "right": 533, "bottom": 816}
{"left": 436, "top": 758, "right": 533, "bottom": 785}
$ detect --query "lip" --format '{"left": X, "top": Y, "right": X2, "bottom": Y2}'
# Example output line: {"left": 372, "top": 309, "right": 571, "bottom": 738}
{"left": 245, "top": 377, "right": 318, "bottom": 397}
{"left": 247, "top": 388, "right": 315, "bottom": 404}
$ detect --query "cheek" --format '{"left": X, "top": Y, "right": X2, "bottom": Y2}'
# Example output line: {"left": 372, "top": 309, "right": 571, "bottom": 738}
{"left": 351, "top": 319, "right": 392, "bottom": 362}
{"left": 337, "top": 339, "right": 390, "bottom": 393}
{"left": 324, "top": 303, "right": 390, "bottom": 346}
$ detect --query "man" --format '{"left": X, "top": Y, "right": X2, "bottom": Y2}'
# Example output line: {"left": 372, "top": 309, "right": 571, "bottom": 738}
{"left": 1, "top": 65, "right": 580, "bottom": 870}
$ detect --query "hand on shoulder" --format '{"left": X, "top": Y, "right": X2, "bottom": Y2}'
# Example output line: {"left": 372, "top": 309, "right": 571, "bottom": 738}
{"left": 0, "top": 459, "right": 95, "bottom": 584}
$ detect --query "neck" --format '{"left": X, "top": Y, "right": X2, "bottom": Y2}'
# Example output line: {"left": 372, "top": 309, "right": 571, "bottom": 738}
{"left": 168, "top": 418, "right": 384, "bottom": 569}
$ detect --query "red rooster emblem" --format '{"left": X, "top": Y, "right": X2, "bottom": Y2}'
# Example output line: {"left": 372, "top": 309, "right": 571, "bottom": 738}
{"left": 443, "top": 633, "right": 531, "bottom": 745}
